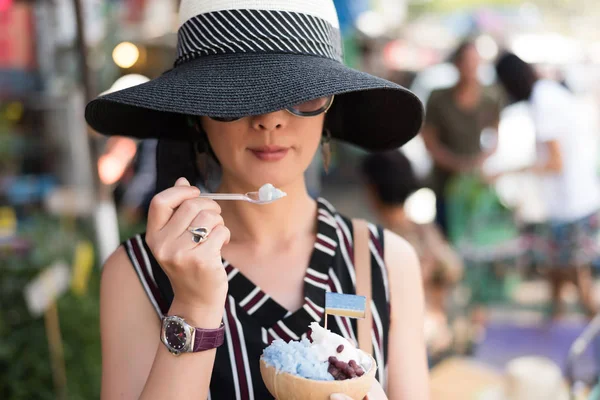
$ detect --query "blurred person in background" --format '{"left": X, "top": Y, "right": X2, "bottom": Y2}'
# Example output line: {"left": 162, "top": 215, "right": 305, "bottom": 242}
{"left": 494, "top": 52, "right": 600, "bottom": 319}
{"left": 422, "top": 39, "right": 502, "bottom": 236}
{"left": 362, "top": 151, "right": 463, "bottom": 363}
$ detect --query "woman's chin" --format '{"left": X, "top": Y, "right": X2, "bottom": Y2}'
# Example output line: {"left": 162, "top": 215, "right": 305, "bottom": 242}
{"left": 239, "top": 170, "right": 303, "bottom": 191}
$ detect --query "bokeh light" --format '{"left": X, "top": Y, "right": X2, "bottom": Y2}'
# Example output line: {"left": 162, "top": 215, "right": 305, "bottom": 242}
{"left": 112, "top": 42, "right": 140, "bottom": 69}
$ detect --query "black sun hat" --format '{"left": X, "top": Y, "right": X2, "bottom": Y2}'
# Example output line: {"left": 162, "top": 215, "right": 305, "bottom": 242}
{"left": 85, "top": 0, "right": 424, "bottom": 152}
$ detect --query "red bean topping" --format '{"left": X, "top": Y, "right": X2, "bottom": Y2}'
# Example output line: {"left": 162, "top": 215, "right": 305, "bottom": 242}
{"left": 336, "top": 344, "right": 344, "bottom": 353}
{"left": 336, "top": 371, "right": 348, "bottom": 381}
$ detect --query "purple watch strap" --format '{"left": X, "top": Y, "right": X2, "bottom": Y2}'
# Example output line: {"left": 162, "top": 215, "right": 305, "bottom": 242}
{"left": 193, "top": 324, "right": 225, "bottom": 352}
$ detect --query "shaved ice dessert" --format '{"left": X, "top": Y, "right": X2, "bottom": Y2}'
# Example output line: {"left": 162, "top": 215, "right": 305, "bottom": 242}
{"left": 260, "top": 322, "right": 376, "bottom": 400}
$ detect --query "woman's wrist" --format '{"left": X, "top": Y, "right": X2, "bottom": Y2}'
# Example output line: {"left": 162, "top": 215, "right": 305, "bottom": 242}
{"left": 168, "top": 299, "right": 225, "bottom": 329}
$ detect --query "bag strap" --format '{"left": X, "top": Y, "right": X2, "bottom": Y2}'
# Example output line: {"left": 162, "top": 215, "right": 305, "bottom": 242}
{"left": 353, "top": 219, "right": 372, "bottom": 356}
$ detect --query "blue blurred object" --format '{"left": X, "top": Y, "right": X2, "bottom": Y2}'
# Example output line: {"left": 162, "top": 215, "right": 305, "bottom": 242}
{"left": 0, "top": 69, "right": 40, "bottom": 94}
{"left": 333, "top": 0, "right": 369, "bottom": 34}
{"left": 3, "top": 175, "right": 57, "bottom": 205}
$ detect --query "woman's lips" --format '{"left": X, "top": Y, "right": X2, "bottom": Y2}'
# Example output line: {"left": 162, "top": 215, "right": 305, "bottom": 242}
{"left": 249, "top": 146, "right": 289, "bottom": 161}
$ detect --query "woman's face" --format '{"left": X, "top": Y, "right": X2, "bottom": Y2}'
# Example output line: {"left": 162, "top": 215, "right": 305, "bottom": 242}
{"left": 201, "top": 110, "right": 324, "bottom": 190}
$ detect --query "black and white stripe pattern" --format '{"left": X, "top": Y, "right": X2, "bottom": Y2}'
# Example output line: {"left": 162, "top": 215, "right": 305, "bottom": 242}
{"left": 125, "top": 235, "right": 167, "bottom": 317}
{"left": 176, "top": 9, "right": 342, "bottom": 65}
{"left": 124, "top": 199, "right": 391, "bottom": 398}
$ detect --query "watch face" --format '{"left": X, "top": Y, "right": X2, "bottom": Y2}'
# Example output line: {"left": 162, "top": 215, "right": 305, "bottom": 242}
{"left": 165, "top": 320, "right": 188, "bottom": 352}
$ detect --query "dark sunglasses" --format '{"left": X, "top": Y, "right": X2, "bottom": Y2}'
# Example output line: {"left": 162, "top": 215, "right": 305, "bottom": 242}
{"left": 208, "top": 96, "right": 334, "bottom": 122}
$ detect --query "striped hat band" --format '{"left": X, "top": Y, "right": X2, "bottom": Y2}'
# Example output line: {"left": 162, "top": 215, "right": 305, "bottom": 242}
{"left": 175, "top": 0, "right": 343, "bottom": 65}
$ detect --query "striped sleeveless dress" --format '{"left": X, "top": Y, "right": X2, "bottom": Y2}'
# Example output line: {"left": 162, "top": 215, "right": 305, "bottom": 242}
{"left": 124, "top": 198, "right": 390, "bottom": 399}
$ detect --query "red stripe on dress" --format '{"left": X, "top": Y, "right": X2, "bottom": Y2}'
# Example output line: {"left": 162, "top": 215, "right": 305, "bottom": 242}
{"left": 130, "top": 239, "right": 168, "bottom": 314}
{"left": 271, "top": 323, "right": 293, "bottom": 342}
{"left": 225, "top": 264, "right": 234, "bottom": 275}
{"left": 336, "top": 221, "right": 355, "bottom": 267}
{"left": 305, "top": 271, "right": 328, "bottom": 285}
{"left": 316, "top": 237, "right": 336, "bottom": 251}
{"left": 371, "top": 318, "right": 380, "bottom": 355}
{"left": 306, "top": 298, "right": 325, "bottom": 317}
{"left": 242, "top": 291, "right": 266, "bottom": 313}
{"left": 370, "top": 230, "right": 384, "bottom": 259}
{"left": 225, "top": 300, "right": 250, "bottom": 400}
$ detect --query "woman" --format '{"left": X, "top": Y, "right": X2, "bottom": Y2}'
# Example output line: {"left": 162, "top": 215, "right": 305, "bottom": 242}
{"left": 422, "top": 40, "right": 502, "bottom": 236}
{"left": 86, "top": 1, "right": 429, "bottom": 399}
{"left": 362, "top": 151, "right": 463, "bottom": 362}
{"left": 494, "top": 52, "right": 600, "bottom": 319}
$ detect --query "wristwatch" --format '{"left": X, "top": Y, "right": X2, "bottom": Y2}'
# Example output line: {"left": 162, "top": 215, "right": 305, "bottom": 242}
{"left": 161, "top": 315, "right": 225, "bottom": 356}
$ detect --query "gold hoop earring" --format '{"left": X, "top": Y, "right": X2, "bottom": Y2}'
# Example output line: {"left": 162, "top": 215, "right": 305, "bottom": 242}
{"left": 321, "top": 129, "right": 332, "bottom": 173}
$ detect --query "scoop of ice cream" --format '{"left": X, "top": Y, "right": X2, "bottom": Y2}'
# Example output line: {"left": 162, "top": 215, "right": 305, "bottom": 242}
{"left": 262, "top": 338, "right": 334, "bottom": 381}
{"left": 258, "top": 183, "right": 286, "bottom": 202}
{"left": 309, "top": 322, "right": 359, "bottom": 364}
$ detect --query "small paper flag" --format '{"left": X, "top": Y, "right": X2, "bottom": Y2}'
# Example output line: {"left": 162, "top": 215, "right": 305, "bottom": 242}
{"left": 325, "top": 292, "right": 367, "bottom": 319}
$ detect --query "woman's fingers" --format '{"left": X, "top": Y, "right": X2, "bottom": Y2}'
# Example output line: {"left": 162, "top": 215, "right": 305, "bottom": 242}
{"left": 146, "top": 178, "right": 200, "bottom": 232}
{"left": 191, "top": 224, "right": 231, "bottom": 256}
{"left": 330, "top": 379, "right": 387, "bottom": 400}
{"left": 329, "top": 395, "right": 352, "bottom": 400}
{"left": 165, "top": 198, "right": 222, "bottom": 238}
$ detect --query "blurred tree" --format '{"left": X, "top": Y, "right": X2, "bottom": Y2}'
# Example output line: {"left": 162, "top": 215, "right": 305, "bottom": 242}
{"left": 0, "top": 215, "right": 101, "bottom": 400}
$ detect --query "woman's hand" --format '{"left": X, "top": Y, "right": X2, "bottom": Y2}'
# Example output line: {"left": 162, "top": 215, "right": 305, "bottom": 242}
{"left": 145, "top": 177, "right": 230, "bottom": 325}
{"left": 330, "top": 380, "right": 387, "bottom": 400}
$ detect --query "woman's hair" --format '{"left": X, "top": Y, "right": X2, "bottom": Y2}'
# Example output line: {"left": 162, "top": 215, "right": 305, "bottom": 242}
{"left": 495, "top": 51, "right": 538, "bottom": 102}
{"left": 361, "top": 151, "right": 420, "bottom": 206}
{"left": 155, "top": 118, "right": 221, "bottom": 194}
{"left": 448, "top": 39, "right": 476, "bottom": 65}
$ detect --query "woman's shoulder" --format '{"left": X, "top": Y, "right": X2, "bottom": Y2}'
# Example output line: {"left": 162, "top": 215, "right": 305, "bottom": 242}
{"left": 102, "top": 236, "right": 147, "bottom": 287}
{"left": 104, "top": 234, "right": 169, "bottom": 317}
{"left": 101, "top": 245, "right": 143, "bottom": 308}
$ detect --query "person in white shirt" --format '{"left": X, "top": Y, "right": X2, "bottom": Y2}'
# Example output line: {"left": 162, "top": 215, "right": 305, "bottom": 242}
{"left": 494, "top": 52, "right": 600, "bottom": 319}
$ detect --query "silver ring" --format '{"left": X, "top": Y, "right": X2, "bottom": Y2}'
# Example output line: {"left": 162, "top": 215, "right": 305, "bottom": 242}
{"left": 187, "top": 226, "right": 209, "bottom": 244}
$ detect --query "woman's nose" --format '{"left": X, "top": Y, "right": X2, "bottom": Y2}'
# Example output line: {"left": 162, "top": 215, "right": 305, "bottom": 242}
{"left": 250, "top": 110, "right": 287, "bottom": 131}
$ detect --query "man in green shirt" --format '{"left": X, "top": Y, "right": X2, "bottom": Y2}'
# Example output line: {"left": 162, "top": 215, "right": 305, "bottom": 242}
{"left": 422, "top": 40, "right": 502, "bottom": 236}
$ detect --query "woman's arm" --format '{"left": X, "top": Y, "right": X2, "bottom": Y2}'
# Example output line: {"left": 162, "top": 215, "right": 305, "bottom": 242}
{"left": 100, "top": 246, "right": 222, "bottom": 400}
{"left": 101, "top": 177, "right": 228, "bottom": 400}
{"left": 534, "top": 140, "right": 563, "bottom": 173}
{"left": 100, "top": 246, "right": 160, "bottom": 399}
{"left": 424, "top": 224, "right": 463, "bottom": 284}
{"left": 422, "top": 125, "right": 481, "bottom": 173}
{"left": 383, "top": 230, "right": 430, "bottom": 400}
{"left": 485, "top": 139, "right": 563, "bottom": 182}
{"left": 421, "top": 125, "right": 468, "bottom": 173}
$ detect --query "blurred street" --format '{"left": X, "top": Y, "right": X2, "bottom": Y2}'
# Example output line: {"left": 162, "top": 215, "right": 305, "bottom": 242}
{"left": 4, "top": 0, "right": 600, "bottom": 399}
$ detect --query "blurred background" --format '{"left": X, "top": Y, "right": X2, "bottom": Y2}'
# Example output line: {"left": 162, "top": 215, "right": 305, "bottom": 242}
{"left": 3, "top": 0, "right": 600, "bottom": 399}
